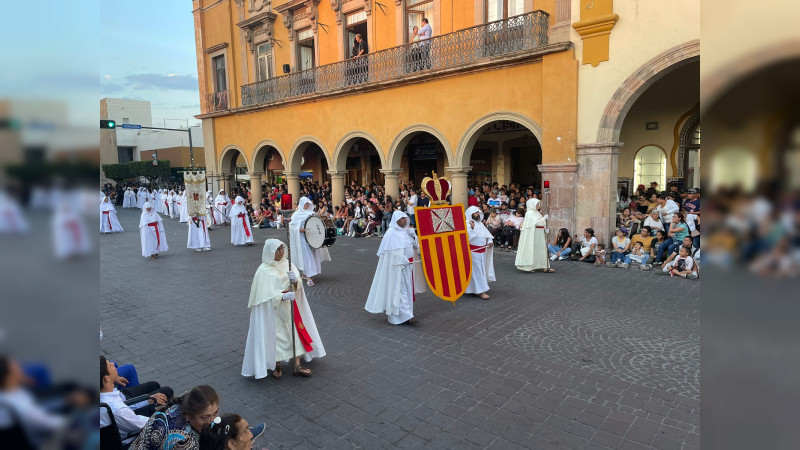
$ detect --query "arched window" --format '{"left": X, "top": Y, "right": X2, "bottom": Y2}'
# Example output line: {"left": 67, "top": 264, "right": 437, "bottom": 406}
{"left": 634, "top": 146, "right": 666, "bottom": 189}
{"left": 711, "top": 147, "right": 757, "bottom": 192}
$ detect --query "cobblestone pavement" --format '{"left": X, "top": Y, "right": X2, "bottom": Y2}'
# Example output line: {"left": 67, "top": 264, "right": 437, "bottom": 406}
{"left": 101, "top": 208, "right": 699, "bottom": 449}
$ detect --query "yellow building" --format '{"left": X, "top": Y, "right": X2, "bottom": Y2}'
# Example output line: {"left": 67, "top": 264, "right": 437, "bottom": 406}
{"left": 192, "top": 0, "right": 699, "bottom": 241}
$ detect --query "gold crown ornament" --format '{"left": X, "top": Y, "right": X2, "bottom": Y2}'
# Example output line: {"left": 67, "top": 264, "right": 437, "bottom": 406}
{"left": 421, "top": 172, "right": 451, "bottom": 205}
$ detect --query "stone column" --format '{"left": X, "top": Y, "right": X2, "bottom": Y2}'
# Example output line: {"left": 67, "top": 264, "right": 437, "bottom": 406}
{"left": 328, "top": 170, "right": 346, "bottom": 208}
{"left": 220, "top": 172, "right": 232, "bottom": 194}
{"left": 285, "top": 172, "right": 300, "bottom": 210}
{"left": 381, "top": 169, "right": 401, "bottom": 201}
{"left": 549, "top": 0, "right": 572, "bottom": 43}
{"left": 575, "top": 143, "right": 621, "bottom": 245}
{"left": 446, "top": 166, "right": 471, "bottom": 206}
{"left": 537, "top": 163, "right": 579, "bottom": 240}
{"left": 249, "top": 172, "right": 264, "bottom": 206}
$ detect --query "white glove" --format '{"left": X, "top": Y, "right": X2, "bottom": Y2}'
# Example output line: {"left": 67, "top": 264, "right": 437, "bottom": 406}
{"left": 287, "top": 271, "right": 298, "bottom": 282}
{"left": 281, "top": 292, "right": 295, "bottom": 302}
{"left": 545, "top": 229, "right": 550, "bottom": 234}
{"left": 543, "top": 214, "right": 549, "bottom": 221}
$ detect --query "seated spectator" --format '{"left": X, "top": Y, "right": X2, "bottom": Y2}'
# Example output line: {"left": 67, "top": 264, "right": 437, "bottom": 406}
{"left": 657, "top": 245, "right": 698, "bottom": 279}
{"left": 362, "top": 203, "right": 383, "bottom": 237}
{"left": 130, "top": 385, "right": 266, "bottom": 450}
{"left": 660, "top": 236, "right": 698, "bottom": 268}
{"left": 617, "top": 208, "right": 635, "bottom": 236}
{"left": 0, "top": 356, "right": 82, "bottom": 448}
{"left": 610, "top": 240, "right": 647, "bottom": 269}
{"left": 485, "top": 209, "right": 502, "bottom": 240}
{"left": 594, "top": 243, "right": 607, "bottom": 265}
{"left": 607, "top": 229, "right": 631, "bottom": 264}
{"left": 643, "top": 210, "right": 664, "bottom": 233}
{"left": 498, "top": 208, "right": 524, "bottom": 251}
{"left": 627, "top": 225, "right": 656, "bottom": 269}
{"left": 652, "top": 229, "right": 672, "bottom": 265}
{"left": 487, "top": 191, "right": 501, "bottom": 208}
{"left": 573, "top": 228, "right": 598, "bottom": 263}
{"left": 667, "top": 213, "right": 691, "bottom": 255}
{"left": 548, "top": 228, "right": 572, "bottom": 261}
{"left": 100, "top": 356, "right": 173, "bottom": 444}
{"left": 199, "top": 414, "right": 253, "bottom": 450}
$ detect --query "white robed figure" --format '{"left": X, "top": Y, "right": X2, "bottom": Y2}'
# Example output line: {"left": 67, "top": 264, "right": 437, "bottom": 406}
{"left": 242, "top": 239, "right": 325, "bottom": 379}
{"left": 167, "top": 190, "right": 177, "bottom": 219}
{"left": 213, "top": 190, "right": 230, "bottom": 225}
{"left": 139, "top": 202, "right": 168, "bottom": 259}
{"left": 187, "top": 212, "right": 211, "bottom": 251}
{"left": 100, "top": 196, "right": 123, "bottom": 234}
{"left": 147, "top": 190, "right": 158, "bottom": 211}
{"left": 122, "top": 188, "right": 134, "bottom": 208}
{"left": 0, "top": 191, "right": 29, "bottom": 234}
{"left": 136, "top": 188, "right": 148, "bottom": 209}
{"left": 464, "top": 206, "right": 495, "bottom": 299}
{"left": 205, "top": 192, "right": 217, "bottom": 228}
{"left": 230, "top": 196, "right": 255, "bottom": 246}
{"left": 178, "top": 191, "right": 189, "bottom": 223}
{"left": 289, "top": 197, "right": 331, "bottom": 286}
{"left": 159, "top": 190, "right": 169, "bottom": 215}
{"left": 365, "top": 211, "right": 427, "bottom": 325}
{"left": 53, "top": 201, "right": 90, "bottom": 259}
{"left": 515, "top": 198, "right": 554, "bottom": 272}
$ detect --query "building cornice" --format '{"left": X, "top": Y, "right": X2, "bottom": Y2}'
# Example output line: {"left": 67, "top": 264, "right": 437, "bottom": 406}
{"left": 236, "top": 10, "right": 277, "bottom": 28}
{"left": 204, "top": 42, "right": 229, "bottom": 53}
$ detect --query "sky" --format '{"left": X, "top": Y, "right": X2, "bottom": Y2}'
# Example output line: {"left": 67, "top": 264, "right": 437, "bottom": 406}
{"left": 99, "top": 1, "right": 201, "bottom": 128}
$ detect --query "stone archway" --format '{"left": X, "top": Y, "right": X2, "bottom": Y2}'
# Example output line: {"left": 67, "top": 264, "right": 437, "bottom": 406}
{"left": 455, "top": 111, "right": 544, "bottom": 168}
{"left": 597, "top": 39, "right": 700, "bottom": 144}
{"left": 218, "top": 145, "right": 249, "bottom": 195}
{"left": 385, "top": 124, "right": 454, "bottom": 202}
{"left": 330, "top": 131, "right": 385, "bottom": 207}
{"left": 285, "top": 136, "right": 332, "bottom": 206}
{"left": 251, "top": 140, "right": 287, "bottom": 205}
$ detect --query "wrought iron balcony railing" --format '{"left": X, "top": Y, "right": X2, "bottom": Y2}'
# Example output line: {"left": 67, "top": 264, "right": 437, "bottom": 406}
{"left": 241, "top": 10, "right": 549, "bottom": 108}
{"left": 206, "top": 90, "right": 231, "bottom": 112}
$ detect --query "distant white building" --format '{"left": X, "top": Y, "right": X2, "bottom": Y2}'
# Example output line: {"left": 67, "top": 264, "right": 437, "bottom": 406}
{"left": 100, "top": 98, "right": 204, "bottom": 183}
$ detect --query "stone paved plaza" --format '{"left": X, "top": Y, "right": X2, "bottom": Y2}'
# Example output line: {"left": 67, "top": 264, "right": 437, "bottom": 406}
{"left": 100, "top": 208, "right": 699, "bottom": 449}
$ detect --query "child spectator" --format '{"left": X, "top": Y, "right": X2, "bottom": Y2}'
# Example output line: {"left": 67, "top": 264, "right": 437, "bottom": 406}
{"left": 658, "top": 245, "right": 698, "bottom": 279}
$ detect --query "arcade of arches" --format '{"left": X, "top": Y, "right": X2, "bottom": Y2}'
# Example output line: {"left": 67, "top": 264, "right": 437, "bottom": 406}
{"left": 208, "top": 118, "right": 545, "bottom": 216}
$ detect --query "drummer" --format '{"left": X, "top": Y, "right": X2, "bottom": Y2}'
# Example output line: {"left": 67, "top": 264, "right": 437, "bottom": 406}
{"left": 289, "top": 197, "right": 331, "bottom": 286}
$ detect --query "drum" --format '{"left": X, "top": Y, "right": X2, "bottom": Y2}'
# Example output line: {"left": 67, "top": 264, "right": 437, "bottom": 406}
{"left": 304, "top": 214, "right": 336, "bottom": 248}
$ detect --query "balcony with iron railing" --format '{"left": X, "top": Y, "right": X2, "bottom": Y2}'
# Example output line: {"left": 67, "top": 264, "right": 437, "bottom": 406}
{"left": 206, "top": 90, "right": 231, "bottom": 112}
{"left": 240, "top": 10, "right": 551, "bottom": 109}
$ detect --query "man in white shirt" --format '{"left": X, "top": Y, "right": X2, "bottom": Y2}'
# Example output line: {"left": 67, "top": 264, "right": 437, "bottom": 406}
{"left": 655, "top": 193, "right": 679, "bottom": 230}
{"left": 418, "top": 18, "right": 433, "bottom": 69}
{"left": 99, "top": 356, "right": 171, "bottom": 443}
{"left": 0, "top": 357, "right": 69, "bottom": 447}
{"left": 643, "top": 210, "right": 664, "bottom": 233}
{"left": 406, "top": 189, "right": 418, "bottom": 227}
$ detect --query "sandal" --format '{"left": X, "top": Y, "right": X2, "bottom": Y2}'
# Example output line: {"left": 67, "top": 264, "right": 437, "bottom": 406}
{"left": 272, "top": 365, "right": 282, "bottom": 379}
{"left": 306, "top": 279, "right": 315, "bottom": 287}
{"left": 544, "top": 268, "right": 555, "bottom": 273}
{"left": 478, "top": 293, "right": 490, "bottom": 300}
{"left": 294, "top": 366, "right": 312, "bottom": 377}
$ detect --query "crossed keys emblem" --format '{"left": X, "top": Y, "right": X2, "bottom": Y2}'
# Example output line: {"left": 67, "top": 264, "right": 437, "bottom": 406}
{"left": 431, "top": 208, "right": 455, "bottom": 233}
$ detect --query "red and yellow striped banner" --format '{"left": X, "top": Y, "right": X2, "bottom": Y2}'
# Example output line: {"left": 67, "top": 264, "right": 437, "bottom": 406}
{"left": 414, "top": 204, "right": 472, "bottom": 303}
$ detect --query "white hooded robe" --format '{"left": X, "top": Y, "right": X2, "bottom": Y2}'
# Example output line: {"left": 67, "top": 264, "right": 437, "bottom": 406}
{"left": 464, "top": 206, "right": 495, "bottom": 294}
{"left": 289, "top": 197, "right": 331, "bottom": 278}
{"left": 515, "top": 198, "right": 549, "bottom": 271}
{"left": 139, "top": 202, "right": 169, "bottom": 257}
{"left": 365, "top": 211, "right": 427, "bottom": 324}
{"left": 100, "top": 196, "right": 124, "bottom": 233}
{"left": 241, "top": 239, "right": 326, "bottom": 379}
{"left": 187, "top": 214, "right": 211, "bottom": 250}
{"left": 230, "top": 196, "right": 255, "bottom": 245}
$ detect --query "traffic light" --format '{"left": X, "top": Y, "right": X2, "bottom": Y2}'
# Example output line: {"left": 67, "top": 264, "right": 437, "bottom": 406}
{"left": 100, "top": 119, "right": 116, "bottom": 129}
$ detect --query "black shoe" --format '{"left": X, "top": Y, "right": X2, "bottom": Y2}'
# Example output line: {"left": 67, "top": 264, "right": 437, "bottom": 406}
{"left": 403, "top": 318, "right": 418, "bottom": 326}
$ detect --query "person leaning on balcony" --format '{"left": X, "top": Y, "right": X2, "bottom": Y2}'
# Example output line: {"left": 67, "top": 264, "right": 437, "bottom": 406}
{"left": 419, "top": 18, "right": 432, "bottom": 69}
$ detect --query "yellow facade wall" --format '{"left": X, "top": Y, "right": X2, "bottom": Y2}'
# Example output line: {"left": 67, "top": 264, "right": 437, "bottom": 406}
{"left": 211, "top": 59, "right": 576, "bottom": 171}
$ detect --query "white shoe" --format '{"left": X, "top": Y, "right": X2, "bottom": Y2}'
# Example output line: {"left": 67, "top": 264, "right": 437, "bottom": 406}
{"left": 203, "top": 247, "right": 211, "bottom": 251}
{"left": 559, "top": 256, "right": 568, "bottom": 261}
{"left": 195, "top": 248, "right": 203, "bottom": 252}
{"left": 605, "top": 262, "right": 616, "bottom": 268}
{"left": 687, "top": 273, "right": 698, "bottom": 280}
{"left": 615, "top": 261, "right": 623, "bottom": 267}
{"left": 550, "top": 254, "right": 557, "bottom": 261}
{"left": 641, "top": 264, "right": 652, "bottom": 271}
{"left": 621, "top": 263, "right": 629, "bottom": 269}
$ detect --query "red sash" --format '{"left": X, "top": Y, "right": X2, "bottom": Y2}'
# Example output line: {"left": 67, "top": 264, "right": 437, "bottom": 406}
{"left": 148, "top": 222, "right": 160, "bottom": 248}
{"left": 283, "top": 290, "right": 314, "bottom": 352}
{"left": 469, "top": 244, "right": 486, "bottom": 254}
{"left": 102, "top": 211, "right": 112, "bottom": 230}
{"left": 164, "top": 200, "right": 168, "bottom": 210}
{"left": 536, "top": 226, "right": 545, "bottom": 229}
{"left": 209, "top": 206, "right": 217, "bottom": 224}
{"left": 66, "top": 221, "right": 82, "bottom": 246}
{"left": 237, "top": 213, "right": 251, "bottom": 237}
